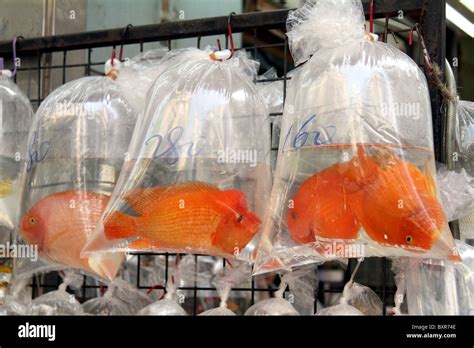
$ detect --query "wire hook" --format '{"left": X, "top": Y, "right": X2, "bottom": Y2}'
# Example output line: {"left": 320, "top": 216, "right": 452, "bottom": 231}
{"left": 11, "top": 36, "right": 23, "bottom": 76}
{"left": 119, "top": 24, "right": 133, "bottom": 61}
{"left": 369, "top": 0, "right": 374, "bottom": 33}
{"left": 227, "top": 12, "right": 236, "bottom": 58}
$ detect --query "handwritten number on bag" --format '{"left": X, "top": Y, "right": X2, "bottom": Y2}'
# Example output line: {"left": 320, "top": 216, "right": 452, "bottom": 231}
{"left": 26, "top": 131, "right": 50, "bottom": 172}
{"left": 146, "top": 126, "right": 206, "bottom": 165}
{"left": 283, "top": 114, "right": 336, "bottom": 150}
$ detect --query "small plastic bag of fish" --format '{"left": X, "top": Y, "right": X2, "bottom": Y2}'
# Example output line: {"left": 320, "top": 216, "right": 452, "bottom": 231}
{"left": 82, "top": 278, "right": 151, "bottom": 315}
{"left": 84, "top": 47, "right": 271, "bottom": 261}
{"left": 337, "top": 282, "right": 383, "bottom": 316}
{"left": 14, "top": 62, "right": 137, "bottom": 280}
{"left": 254, "top": 0, "right": 458, "bottom": 274}
{"left": 28, "top": 272, "right": 85, "bottom": 315}
{"left": 199, "top": 261, "right": 252, "bottom": 315}
{"left": 0, "top": 60, "right": 34, "bottom": 245}
{"left": 138, "top": 255, "right": 196, "bottom": 316}
{"left": 245, "top": 272, "right": 301, "bottom": 316}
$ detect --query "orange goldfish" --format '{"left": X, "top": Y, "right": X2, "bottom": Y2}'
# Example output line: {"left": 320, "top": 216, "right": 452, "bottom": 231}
{"left": 103, "top": 182, "right": 260, "bottom": 255}
{"left": 21, "top": 191, "right": 122, "bottom": 279}
{"left": 287, "top": 163, "right": 361, "bottom": 244}
{"left": 347, "top": 146, "right": 446, "bottom": 251}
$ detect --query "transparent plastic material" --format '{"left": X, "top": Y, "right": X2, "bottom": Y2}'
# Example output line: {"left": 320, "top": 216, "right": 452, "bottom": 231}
{"left": 339, "top": 282, "right": 383, "bottom": 316}
{"left": 138, "top": 255, "right": 193, "bottom": 316}
{"left": 199, "top": 262, "right": 251, "bottom": 315}
{"left": 393, "top": 257, "right": 463, "bottom": 315}
{"left": 454, "top": 240, "right": 474, "bottom": 315}
{"left": 82, "top": 279, "right": 151, "bottom": 315}
{"left": 455, "top": 101, "right": 474, "bottom": 174}
{"left": 84, "top": 48, "right": 271, "bottom": 261}
{"left": 254, "top": 0, "right": 458, "bottom": 274}
{"left": 28, "top": 273, "right": 84, "bottom": 315}
{"left": 14, "top": 75, "right": 137, "bottom": 280}
{"left": 437, "top": 165, "right": 474, "bottom": 221}
{"left": 244, "top": 273, "right": 299, "bottom": 316}
{"left": 316, "top": 303, "right": 363, "bottom": 316}
{"left": 115, "top": 47, "right": 169, "bottom": 113}
{"left": 0, "top": 75, "right": 34, "bottom": 245}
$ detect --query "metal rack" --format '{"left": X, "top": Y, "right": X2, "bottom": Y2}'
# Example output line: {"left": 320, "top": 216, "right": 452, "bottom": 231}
{"left": 0, "top": 0, "right": 447, "bottom": 315}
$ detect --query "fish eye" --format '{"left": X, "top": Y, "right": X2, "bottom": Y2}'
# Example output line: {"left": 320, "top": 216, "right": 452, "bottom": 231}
{"left": 29, "top": 217, "right": 36, "bottom": 225}
{"left": 237, "top": 214, "right": 243, "bottom": 223}
{"left": 405, "top": 235, "right": 413, "bottom": 244}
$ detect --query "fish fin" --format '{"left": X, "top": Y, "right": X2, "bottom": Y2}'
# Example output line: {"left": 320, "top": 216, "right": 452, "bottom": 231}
{"left": 123, "top": 188, "right": 165, "bottom": 215}
{"left": 0, "top": 180, "right": 13, "bottom": 196}
{"left": 211, "top": 219, "right": 234, "bottom": 254}
{"left": 219, "top": 190, "right": 248, "bottom": 210}
{"left": 423, "top": 166, "right": 437, "bottom": 197}
{"left": 104, "top": 211, "right": 137, "bottom": 240}
{"left": 124, "top": 181, "right": 220, "bottom": 214}
{"left": 127, "top": 237, "right": 156, "bottom": 250}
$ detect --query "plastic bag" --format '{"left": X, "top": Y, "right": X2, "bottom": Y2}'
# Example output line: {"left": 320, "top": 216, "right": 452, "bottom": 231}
{"left": 0, "top": 272, "right": 30, "bottom": 315}
{"left": 28, "top": 272, "right": 85, "bottom": 315}
{"left": 454, "top": 240, "right": 474, "bottom": 314}
{"left": 138, "top": 255, "right": 195, "bottom": 315}
{"left": 84, "top": 48, "right": 271, "bottom": 262}
{"left": 0, "top": 65, "right": 34, "bottom": 245}
{"left": 115, "top": 47, "right": 169, "bottom": 114}
{"left": 393, "top": 257, "right": 462, "bottom": 315}
{"left": 245, "top": 273, "right": 299, "bottom": 316}
{"left": 316, "top": 303, "right": 363, "bottom": 316}
{"left": 454, "top": 100, "right": 474, "bottom": 174}
{"left": 338, "top": 282, "right": 383, "bottom": 316}
{"left": 254, "top": 0, "right": 458, "bottom": 274}
{"left": 82, "top": 279, "right": 151, "bottom": 315}
{"left": 437, "top": 165, "right": 474, "bottom": 221}
{"left": 14, "top": 69, "right": 136, "bottom": 280}
{"left": 199, "top": 261, "right": 252, "bottom": 315}
{"left": 452, "top": 101, "right": 474, "bottom": 240}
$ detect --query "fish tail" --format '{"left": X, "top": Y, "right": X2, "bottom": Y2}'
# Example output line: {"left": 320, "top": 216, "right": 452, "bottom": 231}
{"left": 104, "top": 211, "right": 137, "bottom": 240}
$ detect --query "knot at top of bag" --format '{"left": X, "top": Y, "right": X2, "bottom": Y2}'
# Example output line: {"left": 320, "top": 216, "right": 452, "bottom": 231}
{"left": 287, "top": 0, "right": 366, "bottom": 66}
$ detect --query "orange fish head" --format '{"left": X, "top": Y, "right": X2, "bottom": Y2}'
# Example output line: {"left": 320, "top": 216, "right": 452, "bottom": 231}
{"left": 213, "top": 210, "right": 261, "bottom": 255}
{"left": 394, "top": 210, "right": 444, "bottom": 251}
{"left": 213, "top": 190, "right": 261, "bottom": 254}
{"left": 21, "top": 208, "right": 46, "bottom": 250}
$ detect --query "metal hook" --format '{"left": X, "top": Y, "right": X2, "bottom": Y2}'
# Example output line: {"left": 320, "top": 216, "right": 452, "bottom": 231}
{"left": 369, "top": 0, "right": 374, "bottom": 33}
{"left": 227, "top": 12, "right": 236, "bottom": 58}
{"left": 197, "top": 35, "right": 202, "bottom": 49}
{"left": 11, "top": 36, "right": 23, "bottom": 76}
{"left": 119, "top": 24, "right": 133, "bottom": 61}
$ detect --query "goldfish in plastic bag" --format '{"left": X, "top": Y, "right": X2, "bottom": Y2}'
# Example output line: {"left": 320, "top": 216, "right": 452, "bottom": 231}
{"left": 103, "top": 182, "right": 260, "bottom": 255}
{"left": 21, "top": 191, "right": 122, "bottom": 279}
{"left": 287, "top": 145, "right": 447, "bottom": 253}
{"left": 287, "top": 163, "right": 360, "bottom": 243}
{"left": 347, "top": 146, "right": 446, "bottom": 251}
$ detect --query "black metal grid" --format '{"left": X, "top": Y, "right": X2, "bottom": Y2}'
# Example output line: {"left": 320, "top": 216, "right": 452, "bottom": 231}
{"left": 0, "top": 0, "right": 447, "bottom": 315}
